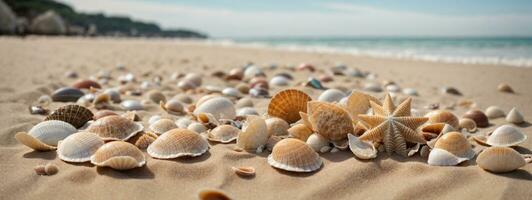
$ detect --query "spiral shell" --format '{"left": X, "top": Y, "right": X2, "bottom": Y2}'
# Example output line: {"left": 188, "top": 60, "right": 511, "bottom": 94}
{"left": 45, "top": 104, "right": 94, "bottom": 128}
{"left": 267, "top": 89, "right": 311, "bottom": 124}
{"left": 207, "top": 125, "right": 240, "bottom": 143}
{"left": 424, "top": 110, "right": 459, "bottom": 129}
{"left": 477, "top": 147, "right": 529, "bottom": 173}
{"left": 15, "top": 120, "right": 77, "bottom": 151}
{"left": 307, "top": 101, "right": 353, "bottom": 141}
{"left": 90, "top": 141, "right": 146, "bottom": 170}
{"left": 57, "top": 131, "right": 105, "bottom": 162}
{"left": 147, "top": 129, "right": 209, "bottom": 159}
{"left": 86, "top": 115, "right": 143, "bottom": 141}
{"left": 236, "top": 115, "right": 269, "bottom": 152}
{"left": 267, "top": 138, "right": 322, "bottom": 172}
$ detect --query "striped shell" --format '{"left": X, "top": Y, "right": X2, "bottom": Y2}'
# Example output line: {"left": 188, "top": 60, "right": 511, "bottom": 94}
{"left": 424, "top": 110, "right": 459, "bottom": 129}
{"left": 149, "top": 119, "right": 178, "bottom": 135}
{"left": 127, "top": 131, "right": 158, "bottom": 149}
{"left": 207, "top": 125, "right": 240, "bottom": 143}
{"left": 90, "top": 141, "right": 146, "bottom": 170}
{"left": 433, "top": 132, "right": 474, "bottom": 159}
{"left": 193, "top": 97, "right": 236, "bottom": 120}
{"left": 45, "top": 104, "right": 93, "bottom": 128}
{"left": 477, "top": 147, "right": 528, "bottom": 173}
{"left": 307, "top": 101, "right": 354, "bottom": 141}
{"left": 15, "top": 120, "right": 77, "bottom": 151}
{"left": 267, "top": 89, "right": 311, "bottom": 123}
{"left": 86, "top": 115, "right": 143, "bottom": 141}
{"left": 147, "top": 129, "right": 209, "bottom": 159}
{"left": 57, "top": 131, "right": 104, "bottom": 162}
{"left": 267, "top": 138, "right": 322, "bottom": 172}
{"left": 486, "top": 125, "right": 527, "bottom": 147}
{"left": 236, "top": 115, "right": 269, "bottom": 152}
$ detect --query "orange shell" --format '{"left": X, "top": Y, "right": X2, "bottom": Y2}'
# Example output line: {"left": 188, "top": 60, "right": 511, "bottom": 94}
{"left": 267, "top": 89, "right": 311, "bottom": 124}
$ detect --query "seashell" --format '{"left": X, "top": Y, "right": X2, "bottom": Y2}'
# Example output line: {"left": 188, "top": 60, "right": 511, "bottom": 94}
{"left": 121, "top": 100, "right": 144, "bottom": 111}
{"left": 45, "top": 104, "right": 93, "bottom": 128}
{"left": 486, "top": 125, "right": 527, "bottom": 147}
{"left": 462, "top": 110, "right": 489, "bottom": 128}
{"left": 57, "top": 131, "right": 105, "bottom": 162}
{"left": 160, "top": 99, "right": 185, "bottom": 115}
{"left": 72, "top": 79, "right": 101, "bottom": 89}
{"left": 296, "top": 63, "right": 315, "bottom": 72}
{"left": 317, "top": 89, "right": 346, "bottom": 103}
{"left": 211, "top": 70, "right": 226, "bottom": 78}
{"left": 93, "top": 110, "right": 118, "bottom": 120}
{"left": 147, "top": 90, "right": 166, "bottom": 104}
{"left": 118, "top": 73, "right": 136, "bottom": 84}
{"left": 426, "top": 124, "right": 455, "bottom": 148}
{"left": 236, "top": 115, "right": 269, "bottom": 152}
{"left": 288, "top": 124, "right": 313, "bottom": 141}
{"left": 104, "top": 89, "right": 121, "bottom": 103}
{"left": 402, "top": 88, "right": 418, "bottom": 96}
{"left": 86, "top": 115, "right": 143, "bottom": 141}
{"left": 427, "top": 148, "right": 471, "bottom": 166}
{"left": 306, "top": 133, "right": 329, "bottom": 152}
{"left": 90, "top": 141, "right": 146, "bottom": 170}
{"left": 235, "top": 83, "right": 250, "bottom": 94}
{"left": 363, "top": 82, "right": 382, "bottom": 92}
{"left": 196, "top": 94, "right": 221, "bottom": 108}
{"left": 424, "top": 110, "right": 459, "bottom": 129}
{"left": 348, "top": 134, "right": 377, "bottom": 159}
{"left": 497, "top": 83, "right": 514, "bottom": 93}
{"left": 232, "top": 166, "right": 256, "bottom": 177}
{"left": 305, "top": 77, "right": 326, "bottom": 90}
{"left": 249, "top": 87, "right": 269, "bottom": 98}
{"left": 222, "top": 87, "right": 241, "bottom": 98}
{"left": 266, "top": 117, "right": 289, "bottom": 136}
{"left": 176, "top": 117, "right": 193, "bottom": 129}
{"left": 506, "top": 107, "right": 524, "bottom": 124}
{"left": 184, "top": 73, "right": 203, "bottom": 86}
{"left": 268, "top": 138, "right": 322, "bottom": 172}
{"left": 243, "top": 65, "right": 265, "bottom": 80}
{"left": 194, "top": 97, "right": 236, "bottom": 120}
{"left": 207, "top": 125, "right": 240, "bottom": 143}
{"left": 319, "top": 74, "right": 333, "bottom": 83}
{"left": 65, "top": 71, "right": 78, "bottom": 79}
{"left": 171, "top": 94, "right": 193, "bottom": 104}
{"left": 428, "top": 132, "right": 474, "bottom": 166}
{"left": 188, "top": 122, "right": 207, "bottom": 133}
{"left": 149, "top": 119, "right": 178, "bottom": 135}
{"left": 177, "top": 79, "right": 197, "bottom": 90}
{"left": 266, "top": 135, "right": 282, "bottom": 152}
{"left": 386, "top": 84, "right": 401, "bottom": 93}
{"left": 477, "top": 147, "right": 529, "bottom": 173}
{"left": 420, "top": 145, "right": 430, "bottom": 158}
{"left": 235, "top": 97, "right": 254, "bottom": 108}
{"left": 34, "top": 164, "right": 47, "bottom": 175}
{"left": 147, "top": 128, "right": 209, "bottom": 159}
{"left": 121, "top": 111, "right": 141, "bottom": 122}
{"left": 353, "top": 121, "right": 368, "bottom": 137}
{"left": 197, "top": 112, "right": 220, "bottom": 125}
{"left": 92, "top": 93, "right": 111, "bottom": 106}
{"left": 267, "top": 89, "right": 311, "bottom": 124}
{"left": 226, "top": 68, "right": 244, "bottom": 81}
{"left": 44, "top": 163, "right": 59, "bottom": 175}
{"left": 307, "top": 101, "right": 353, "bottom": 141}
{"left": 441, "top": 86, "right": 462, "bottom": 96}
{"left": 237, "top": 107, "right": 259, "bottom": 116}
{"left": 249, "top": 77, "right": 269, "bottom": 90}
{"left": 269, "top": 76, "right": 290, "bottom": 87}
{"left": 128, "top": 131, "right": 157, "bottom": 149}
{"left": 485, "top": 106, "right": 505, "bottom": 119}
{"left": 15, "top": 120, "right": 77, "bottom": 151}
{"left": 198, "top": 189, "right": 232, "bottom": 200}
{"left": 51, "top": 87, "right": 84, "bottom": 102}
{"left": 299, "top": 112, "right": 313, "bottom": 131}
{"left": 344, "top": 91, "right": 379, "bottom": 123}
{"left": 331, "top": 139, "right": 348, "bottom": 150}
{"left": 29, "top": 105, "right": 49, "bottom": 115}
{"left": 37, "top": 95, "right": 52, "bottom": 106}
{"left": 274, "top": 73, "right": 293, "bottom": 80}
{"left": 459, "top": 118, "right": 477, "bottom": 133}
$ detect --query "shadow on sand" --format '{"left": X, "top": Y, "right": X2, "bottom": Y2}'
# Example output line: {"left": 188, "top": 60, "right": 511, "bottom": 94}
{"left": 23, "top": 150, "right": 56, "bottom": 160}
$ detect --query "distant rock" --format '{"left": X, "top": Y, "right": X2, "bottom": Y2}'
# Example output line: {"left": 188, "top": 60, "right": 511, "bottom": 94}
{"left": 29, "top": 10, "right": 66, "bottom": 35}
{"left": 0, "top": 0, "right": 17, "bottom": 34}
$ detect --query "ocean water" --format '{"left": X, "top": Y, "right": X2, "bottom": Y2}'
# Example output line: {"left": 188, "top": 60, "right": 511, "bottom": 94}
{"left": 216, "top": 37, "right": 532, "bottom": 67}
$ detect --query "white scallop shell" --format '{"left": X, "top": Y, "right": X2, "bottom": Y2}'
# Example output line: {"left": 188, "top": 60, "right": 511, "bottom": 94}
{"left": 207, "top": 125, "right": 240, "bottom": 143}
{"left": 486, "top": 125, "right": 527, "bottom": 147}
{"left": 348, "top": 134, "right": 377, "bottom": 159}
{"left": 15, "top": 120, "right": 77, "bottom": 151}
{"left": 120, "top": 100, "right": 144, "bottom": 110}
{"left": 427, "top": 148, "right": 470, "bottom": 166}
{"left": 485, "top": 106, "right": 505, "bottom": 119}
{"left": 317, "top": 89, "right": 346, "bottom": 103}
{"left": 193, "top": 97, "right": 236, "bottom": 120}
{"left": 506, "top": 107, "right": 524, "bottom": 124}
{"left": 147, "top": 129, "right": 209, "bottom": 159}
{"left": 269, "top": 76, "right": 290, "bottom": 87}
{"left": 306, "top": 133, "right": 329, "bottom": 152}
{"left": 57, "top": 131, "right": 105, "bottom": 162}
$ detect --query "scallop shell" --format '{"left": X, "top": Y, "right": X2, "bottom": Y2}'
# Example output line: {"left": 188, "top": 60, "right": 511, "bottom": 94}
{"left": 236, "top": 107, "right": 259, "bottom": 116}
{"left": 506, "top": 107, "right": 524, "bottom": 124}
{"left": 72, "top": 79, "right": 101, "bottom": 89}
{"left": 485, "top": 106, "right": 505, "bottom": 119}
{"left": 93, "top": 110, "right": 118, "bottom": 120}
{"left": 266, "top": 117, "right": 289, "bottom": 136}
{"left": 288, "top": 124, "right": 313, "bottom": 141}
{"left": 160, "top": 99, "right": 185, "bottom": 115}
{"left": 51, "top": 87, "right": 84, "bottom": 102}
{"left": 45, "top": 104, "right": 94, "bottom": 128}
{"left": 424, "top": 110, "right": 459, "bottom": 129}
{"left": 267, "top": 89, "right": 311, "bottom": 124}
{"left": 317, "top": 89, "right": 346, "bottom": 103}
{"left": 486, "top": 125, "right": 527, "bottom": 147}
{"left": 267, "top": 138, "right": 322, "bottom": 172}
{"left": 207, "top": 125, "right": 240, "bottom": 143}
{"left": 57, "top": 131, "right": 105, "bottom": 162}
{"left": 121, "top": 100, "right": 144, "bottom": 111}
{"left": 127, "top": 131, "right": 157, "bottom": 149}
{"left": 86, "top": 115, "right": 143, "bottom": 141}
{"left": 497, "top": 83, "right": 514, "bottom": 93}
{"left": 307, "top": 101, "right": 354, "bottom": 141}
{"left": 198, "top": 189, "right": 232, "bottom": 200}
{"left": 15, "top": 120, "right": 77, "bottom": 151}
{"left": 193, "top": 97, "right": 236, "bottom": 120}
{"left": 344, "top": 91, "right": 379, "bottom": 123}
{"left": 232, "top": 166, "right": 256, "bottom": 177}
{"left": 90, "top": 141, "right": 146, "bottom": 170}
{"left": 236, "top": 115, "right": 269, "bottom": 152}
{"left": 147, "top": 90, "right": 166, "bottom": 104}
{"left": 348, "top": 134, "right": 377, "bottom": 159}
{"left": 433, "top": 132, "right": 475, "bottom": 159}
{"left": 147, "top": 128, "right": 209, "bottom": 159}
{"left": 462, "top": 110, "right": 489, "bottom": 128}
{"left": 459, "top": 118, "right": 477, "bottom": 133}
{"left": 477, "top": 147, "right": 528, "bottom": 173}
{"left": 306, "top": 133, "right": 329, "bottom": 152}
{"left": 149, "top": 119, "right": 178, "bottom": 135}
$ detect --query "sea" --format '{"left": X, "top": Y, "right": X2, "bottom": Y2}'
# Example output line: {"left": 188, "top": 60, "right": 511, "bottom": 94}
{"left": 211, "top": 37, "right": 532, "bottom": 67}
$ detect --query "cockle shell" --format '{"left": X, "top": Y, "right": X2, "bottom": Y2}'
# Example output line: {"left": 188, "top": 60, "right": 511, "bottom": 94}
{"left": 266, "top": 117, "right": 289, "bottom": 136}
{"left": 477, "top": 147, "right": 530, "bottom": 173}
{"left": 147, "top": 90, "right": 166, "bottom": 104}
{"left": 485, "top": 106, "right": 505, "bottom": 119}
{"left": 288, "top": 124, "right": 313, "bottom": 141}
{"left": 121, "top": 100, "right": 144, "bottom": 111}
{"left": 267, "top": 89, "right": 311, "bottom": 124}
{"left": 45, "top": 104, "right": 94, "bottom": 128}
{"left": 149, "top": 119, "right": 178, "bottom": 135}
{"left": 15, "top": 120, "right": 77, "bottom": 151}
{"left": 424, "top": 110, "right": 459, "bottom": 129}
{"left": 52, "top": 87, "right": 84, "bottom": 102}
{"left": 317, "top": 89, "right": 346, "bottom": 103}
{"left": 307, "top": 101, "right": 353, "bottom": 141}
{"left": 506, "top": 107, "right": 525, "bottom": 124}
{"left": 207, "top": 125, "right": 240, "bottom": 143}
{"left": 72, "top": 79, "right": 101, "bottom": 89}
{"left": 86, "top": 115, "right": 143, "bottom": 141}
{"left": 497, "top": 83, "right": 514, "bottom": 93}
{"left": 236, "top": 115, "right": 269, "bottom": 152}
{"left": 462, "top": 110, "right": 489, "bottom": 128}
{"left": 57, "top": 131, "right": 105, "bottom": 162}
{"left": 194, "top": 97, "right": 236, "bottom": 120}
{"left": 306, "top": 133, "right": 329, "bottom": 152}
{"left": 486, "top": 125, "right": 527, "bottom": 147}
{"left": 267, "top": 138, "right": 322, "bottom": 172}
{"left": 428, "top": 132, "right": 474, "bottom": 166}
{"left": 459, "top": 118, "right": 477, "bottom": 133}
{"left": 90, "top": 141, "right": 146, "bottom": 170}
{"left": 147, "top": 129, "right": 209, "bottom": 159}
{"left": 348, "top": 134, "right": 377, "bottom": 160}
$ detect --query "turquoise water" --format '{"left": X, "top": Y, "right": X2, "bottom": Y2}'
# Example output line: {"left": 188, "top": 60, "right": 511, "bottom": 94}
{"left": 225, "top": 37, "right": 532, "bottom": 67}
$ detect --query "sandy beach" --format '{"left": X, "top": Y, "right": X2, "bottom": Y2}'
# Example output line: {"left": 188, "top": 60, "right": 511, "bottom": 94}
{"left": 0, "top": 37, "right": 531, "bottom": 200}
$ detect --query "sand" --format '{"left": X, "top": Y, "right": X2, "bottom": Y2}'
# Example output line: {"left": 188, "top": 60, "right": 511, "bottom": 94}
{"left": 0, "top": 37, "right": 531, "bottom": 200}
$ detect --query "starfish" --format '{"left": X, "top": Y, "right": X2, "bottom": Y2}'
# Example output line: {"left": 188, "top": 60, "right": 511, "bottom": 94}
{"left": 358, "top": 94, "right": 428, "bottom": 157}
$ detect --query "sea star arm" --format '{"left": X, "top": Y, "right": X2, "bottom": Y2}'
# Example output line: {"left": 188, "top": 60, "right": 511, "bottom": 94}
{"left": 359, "top": 120, "right": 389, "bottom": 142}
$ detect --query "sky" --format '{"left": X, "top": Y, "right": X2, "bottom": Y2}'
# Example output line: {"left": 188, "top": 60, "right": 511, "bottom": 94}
{"left": 59, "top": 0, "right": 532, "bottom": 38}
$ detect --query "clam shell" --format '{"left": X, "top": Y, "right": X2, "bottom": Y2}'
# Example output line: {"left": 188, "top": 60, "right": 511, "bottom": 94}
{"left": 236, "top": 115, "right": 269, "bottom": 152}
{"left": 72, "top": 79, "right": 101, "bottom": 89}
{"left": 497, "top": 83, "right": 514, "bottom": 93}
{"left": 149, "top": 119, "right": 178, "bottom": 135}
{"left": 90, "top": 141, "right": 146, "bottom": 170}
{"left": 127, "top": 131, "right": 157, "bottom": 149}
{"left": 506, "top": 107, "right": 524, "bottom": 124}
{"left": 267, "top": 89, "right": 311, "bottom": 124}
{"left": 348, "top": 134, "right": 377, "bottom": 159}
{"left": 459, "top": 118, "right": 477, "bottom": 133}
{"left": 486, "top": 125, "right": 527, "bottom": 147}
{"left": 193, "top": 97, "right": 236, "bottom": 120}
{"left": 427, "top": 148, "right": 470, "bottom": 166}
{"left": 288, "top": 124, "right": 313, "bottom": 141}
{"left": 45, "top": 104, "right": 94, "bottom": 128}
{"left": 433, "top": 132, "right": 475, "bottom": 159}
{"left": 236, "top": 107, "right": 259, "bottom": 116}
{"left": 462, "top": 110, "right": 489, "bottom": 128}
{"left": 161, "top": 99, "right": 185, "bottom": 115}
{"left": 477, "top": 147, "right": 527, "bottom": 173}
{"left": 207, "top": 125, "right": 240, "bottom": 143}
{"left": 306, "top": 133, "right": 329, "bottom": 152}
{"left": 266, "top": 117, "right": 289, "bottom": 136}
{"left": 121, "top": 100, "right": 144, "bottom": 111}
{"left": 15, "top": 120, "right": 77, "bottom": 151}
{"left": 147, "top": 128, "right": 209, "bottom": 159}
{"left": 424, "top": 110, "right": 459, "bottom": 129}
{"left": 222, "top": 87, "right": 241, "bottom": 97}
{"left": 307, "top": 101, "right": 353, "bottom": 141}
{"left": 267, "top": 138, "right": 322, "bottom": 172}
{"left": 51, "top": 87, "right": 84, "bottom": 102}
{"left": 93, "top": 110, "right": 118, "bottom": 120}
{"left": 485, "top": 106, "right": 505, "bottom": 119}
{"left": 317, "top": 89, "right": 346, "bottom": 103}
{"left": 231, "top": 166, "right": 256, "bottom": 177}
{"left": 344, "top": 91, "right": 379, "bottom": 123}
{"left": 57, "top": 131, "right": 105, "bottom": 162}
{"left": 86, "top": 115, "right": 143, "bottom": 141}
{"left": 269, "top": 76, "right": 290, "bottom": 87}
